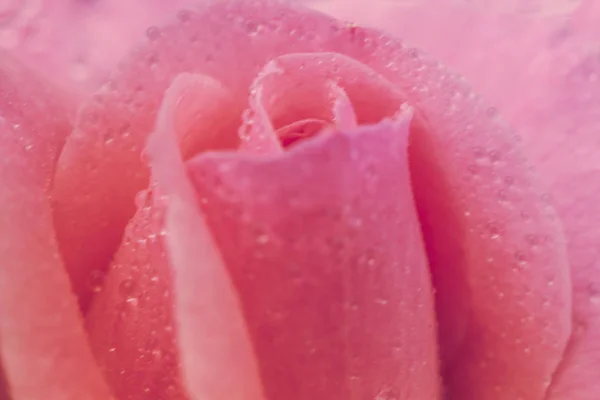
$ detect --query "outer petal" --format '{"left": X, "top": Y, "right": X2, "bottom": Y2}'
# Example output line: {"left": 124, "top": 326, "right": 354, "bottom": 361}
{"left": 309, "top": 1, "right": 600, "bottom": 397}
{"left": 0, "top": 53, "right": 112, "bottom": 400}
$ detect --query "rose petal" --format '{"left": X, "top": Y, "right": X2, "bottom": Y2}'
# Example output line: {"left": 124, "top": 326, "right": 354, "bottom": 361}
{"left": 0, "top": 53, "right": 111, "bottom": 400}
{"left": 398, "top": 52, "right": 571, "bottom": 400}
{"left": 147, "top": 73, "right": 266, "bottom": 400}
{"left": 52, "top": 2, "right": 572, "bottom": 398}
{"left": 311, "top": 1, "right": 600, "bottom": 396}
{"left": 240, "top": 52, "right": 397, "bottom": 152}
{"left": 85, "top": 73, "right": 244, "bottom": 399}
{"left": 187, "top": 107, "right": 441, "bottom": 400}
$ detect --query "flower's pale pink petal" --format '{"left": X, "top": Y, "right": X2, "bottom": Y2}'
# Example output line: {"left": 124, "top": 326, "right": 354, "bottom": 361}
{"left": 317, "top": 16, "right": 569, "bottom": 400}
{"left": 311, "top": 0, "right": 600, "bottom": 396}
{"left": 0, "top": 53, "right": 112, "bottom": 400}
{"left": 147, "top": 73, "right": 266, "bottom": 400}
{"left": 187, "top": 107, "right": 441, "bottom": 399}
{"left": 85, "top": 73, "right": 244, "bottom": 400}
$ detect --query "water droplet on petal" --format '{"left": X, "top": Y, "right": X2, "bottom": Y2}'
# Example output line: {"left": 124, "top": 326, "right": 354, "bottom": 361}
{"left": 486, "top": 106, "right": 498, "bottom": 117}
{"left": 146, "top": 26, "right": 161, "bottom": 41}
{"left": 118, "top": 278, "right": 135, "bottom": 296}
{"left": 256, "top": 233, "right": 270, "bottom": 245}
{"left": 177, "top": 9, "right": 192, "bottom": 23}
{"left": 88, "top": 269, "right": 105, "bottom": 293}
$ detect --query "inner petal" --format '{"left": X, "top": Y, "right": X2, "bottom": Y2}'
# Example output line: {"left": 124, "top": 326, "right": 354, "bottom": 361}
{"left": 239, "top": 52, "right": 403, "bottom": 152}
{"left": 276, "top": 118, "right": 328, "bottom": 148}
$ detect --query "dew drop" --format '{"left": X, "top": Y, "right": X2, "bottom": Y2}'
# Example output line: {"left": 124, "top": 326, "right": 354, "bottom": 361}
{"left": 242, "top": 20, "right": 261, "bottom": 36}
{"left": 374, "top": 298, "right": 389, "bottom": 305}
{"left": 467, "top": 164, "right": 479, "bottom": 175}
{"left": 126, "top": 296, "right": 139, "bottom": 307}
{"left": 145, "top": 53, "right": 159, "bottom": 67}
{"left": 146, "top": 26, "right": 161, "bottom": 41}
{"left": 514, "top": 251, "right": 528, "bottom": 268}
{"left": 151, "top": 349, "right": 162, "bottom": 360}
{"left": 485, "top": 222, "right": 501, "bottom": 240}
{"left": 488, "top": 150, "right": 501, "bottom": 163}
{"left": 486, "top": 106, "right": 498, "bottom": 117}
{"left": 375, "top": 386, "right": 400, "bottom": 400}
{"left": 472, "top": 146, "right": 485, "bottom": 160}
{"left": 88, "top": 269, "right": 105, "bottom": 293}
{"left": 176, "top": 9, "right": 192, "bottom": 22}
{"left": 256, "top": 233, "right": 270, "bottom": 245}
{"left": 119, "top": 278, "right": 135, "bottom": 296}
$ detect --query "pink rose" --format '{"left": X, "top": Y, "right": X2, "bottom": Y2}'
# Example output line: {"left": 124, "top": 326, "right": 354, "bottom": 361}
{"left": 0, "top": 1, "right": 597, "bottom": 400}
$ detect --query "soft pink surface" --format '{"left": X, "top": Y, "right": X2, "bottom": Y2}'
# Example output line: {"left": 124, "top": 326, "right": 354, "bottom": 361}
{"left": 146, "top": 73, "right": 266, "bottom": 400}
{"left": 0, "top": 0, "right": 597, "bottom": 399}
{"left": 308, "top": 1, "right": 600, "bottom": 397}
{"left": 0, "top": 53, "right": 112, "bottom": 400}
